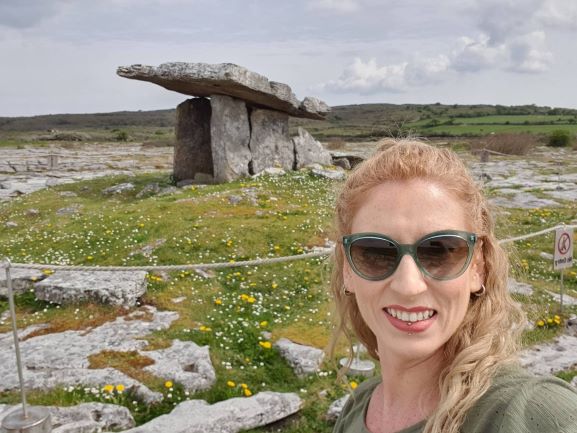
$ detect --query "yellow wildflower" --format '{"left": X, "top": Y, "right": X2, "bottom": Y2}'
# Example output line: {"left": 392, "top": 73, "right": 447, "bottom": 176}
{"left": 536, "top": 320, "right": 545, "bottom": 327}
{"left": 227, "top": 381, "right": 236, "bottom": 388}
{"left": 259, "top": 341, "right": 272, "bottom": 349}
{"left": 350, "top": 381, "right": 358, "bottom": 390}
{"left": 116, "top": 384, "right": 125, "bottom": 393}
{"left": 259, "top": 321, "right": 268, "bottom": 328}
{"left": 271, "top": 282, "right": 278, "bottom": 289}
{"left": 240, "top": 383, "right": 248, "bottom": 389}
{"left": 165, "top": 381, "right": 173, "bottom": 389}
{"left": 214, "top": 298, "right": 223, "bottom": 306}
{"left": 103, "top": 384, "right": 114, "bottom": 393}
{"left": 247, "top": 296, "right": 256, "bottom": 304}
{"left": 243, "top": 388, "right": 252, "bottom": 397}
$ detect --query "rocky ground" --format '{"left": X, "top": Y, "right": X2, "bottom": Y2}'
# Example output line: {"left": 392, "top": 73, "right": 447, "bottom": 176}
{"left": 1, "top": 142, "right": 577, "bottom": 432}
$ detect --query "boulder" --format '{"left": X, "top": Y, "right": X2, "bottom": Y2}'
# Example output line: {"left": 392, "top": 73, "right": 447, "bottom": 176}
{"left": 173, "top": 98, "right": 213, "bottom": 182}
{"left": 293, "top": 128, "right": 332, "bottom": 169}
{"left": 310, "top": 166, "right": 346, "bottom": 181}
{"left": 326, "top": 395, "right": 349, "bottom": 422}
{"left": 0, "top": 403, "right": 134, "bottom": 433}
{"left": 210, "top": 95, "right": 252, "bottom": 182}
{"left": 119, "top": 392, "right": 302, "bottom": 433}
{"left": 102, "top": 183, "right": 135, "bottom": 195}
{"left": 274, "top": 338, "right": 324, "bottom": 376}
{"left": 0, "top": 307, "right": 180, "bottom": 404}
{"left": 34, "top": 270, "right": 147, "bottom": 307}
{"left": 143, "top": 339, "right": 216, "bottom": 392}
{"left": 117, "top": 62, "right": 329, "bottom": 120}
{"left": 249, "top": 109, "right": 294, "bottom": 173}
{"left": 0, "top": 267, "right": 47, "bottom": 298}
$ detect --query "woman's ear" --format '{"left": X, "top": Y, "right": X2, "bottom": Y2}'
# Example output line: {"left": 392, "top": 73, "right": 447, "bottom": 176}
{"left": 469, "top": 248, "right": 485, "bottom": 294}
{"left": 342, "top": 247, "right": 355, "bottom": 294}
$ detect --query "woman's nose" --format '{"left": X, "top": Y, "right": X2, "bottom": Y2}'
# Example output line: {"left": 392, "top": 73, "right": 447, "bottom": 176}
{"left": 388, "top": 254, "right": 428, "bottom": 296}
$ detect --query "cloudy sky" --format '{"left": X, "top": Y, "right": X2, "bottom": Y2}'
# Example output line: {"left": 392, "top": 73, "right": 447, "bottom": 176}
{"left": 1, "top": 0, "right": 576, "bottom": 116}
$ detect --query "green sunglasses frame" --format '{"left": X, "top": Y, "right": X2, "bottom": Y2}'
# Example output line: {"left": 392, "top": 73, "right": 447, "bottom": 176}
{"left": 342, "top": 229, "right": 477, "bottom": 281}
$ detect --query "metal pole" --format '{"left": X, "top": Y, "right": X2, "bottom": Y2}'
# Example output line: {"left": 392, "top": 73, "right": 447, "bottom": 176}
{"left": 560, "top": 269, "right": 564, "bottom": 314}
{"left": 3, "top": 258, "right": 28, "bottom": 417}
{"left": 1, "top": 258, "right": 51, "bottom": 433}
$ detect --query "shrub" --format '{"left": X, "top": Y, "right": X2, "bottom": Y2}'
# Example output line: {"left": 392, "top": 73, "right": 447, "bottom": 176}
{"left": 115, "top": 130, "right": 129, "bottom": 142}
{"left": 548, "top": 130, "right": 572, "bottom": 147}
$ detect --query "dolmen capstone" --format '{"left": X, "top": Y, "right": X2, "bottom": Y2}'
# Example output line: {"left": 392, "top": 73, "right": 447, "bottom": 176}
{"left": 117, "top": 62, "right": 332, "bottom": 183}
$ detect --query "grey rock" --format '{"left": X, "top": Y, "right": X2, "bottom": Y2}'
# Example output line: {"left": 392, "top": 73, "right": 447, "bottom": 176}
{"left": 158, "top": 186, "right": 179, "bottom": 196}
{"left": 311, "top": 166, "right": 346, "bottom": 181}
{"left": 117, "top": 62, "right": 328, "bottom": 120}
{"left": 508, "top": 278, "right": 534, "bottom": 296}
{"left": 228, "top": 195, "right": 242, "bottom": 205}
{"left": 293, "top": 128, "right": 333, "bottom": 169}
{"left": 249, "top": 109, "right": 294, "bottom": 173}
{"left": 489, "top": 192, "right": 559, "bottom": 209}
{"left": 120, "top": 392, "right": 302, "bottom": 433}
{"left": 136, "top": 182, "right": 161, "bottom": 198}
{"left": 520, "top": 334, "right": 577, "bottom": 376}
{"left": 59, "top": 191, "right": 78, "bottom": 197}
{"left": 56, "top": 204, "right": 82, "bottom": 216}
{"left": 0, "top": 402, "right": 134, "bottom": 433}
{"left": 210, "top": 95, "right": 252, "bottom": 182}
{"left": 0, "top": 267, "right": 47, "bottom": 298}
{"left": 274, "top": 338, "right": 324, "bottom": 376}
{"left": 299, "top": 96, "right": 330, "bottom": 117}
{"left": 540, "top": 252, "right": 554, "bottom": 260}
{"left": 176, "top": 179, "right": 195, "bottom": 187}
{"left": 26, "top": 208, "right": 40, "bottom": 216}
{"left": 333, "top": 157, "right": 351, "bottom": 170}
{"left": 143, "top": 339, "right": 216, "bottom": 392}
{"left": 326, "top": 395, "right": 349, "bottom": 422}
{"left": 34, "top": 270, "right": 147, "bottom": 307}
{"left": 252, "top": 167, "right": 286, "bottom": 178}
{"left": 546, "top": 290, "right": 577, "bottom": 306}
{"left": 4, "top": 221, "right": 18, "bottom": 228}
{"left": 174, "top": 98, "right": 213, "bottom": 182}
{"left": 0, "top": 307, "right": 179, "bottom": 403}
{"left": 194, "top": 268, "right": 216, "bottom": 279}
{"left": 102, "top": 183, "right": 135, "bottom": 195}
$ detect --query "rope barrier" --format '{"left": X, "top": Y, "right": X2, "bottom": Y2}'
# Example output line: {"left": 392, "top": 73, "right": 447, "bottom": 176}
{"left": 2, "top": 224, "right": 574, "bottom": 272}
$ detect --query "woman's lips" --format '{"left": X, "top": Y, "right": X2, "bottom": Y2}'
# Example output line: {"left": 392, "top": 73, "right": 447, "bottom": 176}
{"left": 383, "top": 307, "right": 437, "bottom": 333}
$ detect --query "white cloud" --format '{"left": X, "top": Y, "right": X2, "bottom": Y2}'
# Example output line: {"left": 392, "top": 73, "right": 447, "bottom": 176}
{"left": 537, "top": 0, "right": 577, "bottom": 29}
{"left": 507, "top": 31, "right": 553, "bottom": 73}
{"left": 321, "top": 58, "right": 408, "bottom": 93}
{"left": 308, "top": 0, "right": 360, "bottom": 13}
{"left": 451, "top": 35, "right": 507, "bottom": 72}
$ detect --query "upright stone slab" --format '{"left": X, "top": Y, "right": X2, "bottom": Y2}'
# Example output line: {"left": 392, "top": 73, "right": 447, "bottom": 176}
{"left": 174, "top": 98, "right": 213, "bottom": 182}
{"left": 293, "top": 127, "right": 333, "bottom": 169}
{"left": 249, "top": 109, "right": 293, "bottom": 173}
{"left": 210, "top": 95, "right": 251, "bottom": 182}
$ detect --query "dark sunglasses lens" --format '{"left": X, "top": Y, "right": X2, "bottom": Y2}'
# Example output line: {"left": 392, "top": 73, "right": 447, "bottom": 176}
{"left": 417, "top": 235, "right": 470, "bottom": 279}
{"left": 350, "top": 238, "right": 398, "bottom": 278}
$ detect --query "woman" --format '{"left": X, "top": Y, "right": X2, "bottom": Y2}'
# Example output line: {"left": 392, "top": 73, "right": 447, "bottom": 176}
{"left": 331, "top": 140, "right": 577, "bottom": 433}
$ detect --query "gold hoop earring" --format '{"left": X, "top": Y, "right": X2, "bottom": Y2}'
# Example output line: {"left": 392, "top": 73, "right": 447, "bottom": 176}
{"left": 343, "top": 286, "right": 354, "bottom": 297}
{"left": 474, "top": 284, "right": 486, "bottom": 297}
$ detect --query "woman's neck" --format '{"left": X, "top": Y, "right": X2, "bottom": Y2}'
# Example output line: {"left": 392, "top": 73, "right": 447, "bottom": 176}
{"left": 375, "top": 349, "right": 443, "bottom": 425}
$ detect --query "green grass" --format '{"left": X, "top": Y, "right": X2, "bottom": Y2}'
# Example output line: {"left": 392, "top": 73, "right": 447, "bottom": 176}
{"left": 0, "top": 154, "right": 576, "bottom": 431}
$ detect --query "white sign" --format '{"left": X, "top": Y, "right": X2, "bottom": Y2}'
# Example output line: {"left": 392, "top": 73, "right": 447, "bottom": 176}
{"left": 554, "top": 227, "right": 574, "bottom": 270}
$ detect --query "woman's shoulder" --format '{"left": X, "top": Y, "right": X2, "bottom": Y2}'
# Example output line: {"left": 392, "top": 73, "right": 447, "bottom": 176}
{"left": 463, "top": 365, "right": 577, "bottom": 433}
{"left": 332, "top": 376, "right": 381, "bottom": 433}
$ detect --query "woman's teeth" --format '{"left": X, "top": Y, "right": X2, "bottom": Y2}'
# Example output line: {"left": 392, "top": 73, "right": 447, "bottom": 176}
{"left": 385, "top": 308, "right": 436, "bottom": 322}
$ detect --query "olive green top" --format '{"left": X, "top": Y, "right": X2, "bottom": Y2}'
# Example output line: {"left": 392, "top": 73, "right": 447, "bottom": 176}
{"left": 333, "top": 366, "right": 577, "bottom": 433}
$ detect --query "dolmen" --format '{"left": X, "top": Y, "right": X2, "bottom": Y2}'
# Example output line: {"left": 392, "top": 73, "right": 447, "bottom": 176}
{"left": 117, "top": 62, "right": 332, "bottom": 183}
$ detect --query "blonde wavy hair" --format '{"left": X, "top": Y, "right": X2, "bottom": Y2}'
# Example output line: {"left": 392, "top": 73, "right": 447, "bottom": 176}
{"left": 330, "top": 140, "right": 525, "bottom": 433}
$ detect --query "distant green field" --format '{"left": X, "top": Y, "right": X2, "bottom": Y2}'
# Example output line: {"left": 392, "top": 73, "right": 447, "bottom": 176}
{"left": 413, "top": 123, "right": 577, "bottom": 137}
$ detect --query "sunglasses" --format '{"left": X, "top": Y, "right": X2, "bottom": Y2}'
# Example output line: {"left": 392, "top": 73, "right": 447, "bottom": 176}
{"left": 342, "top": 230, "right": 477, "bottom": 281}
